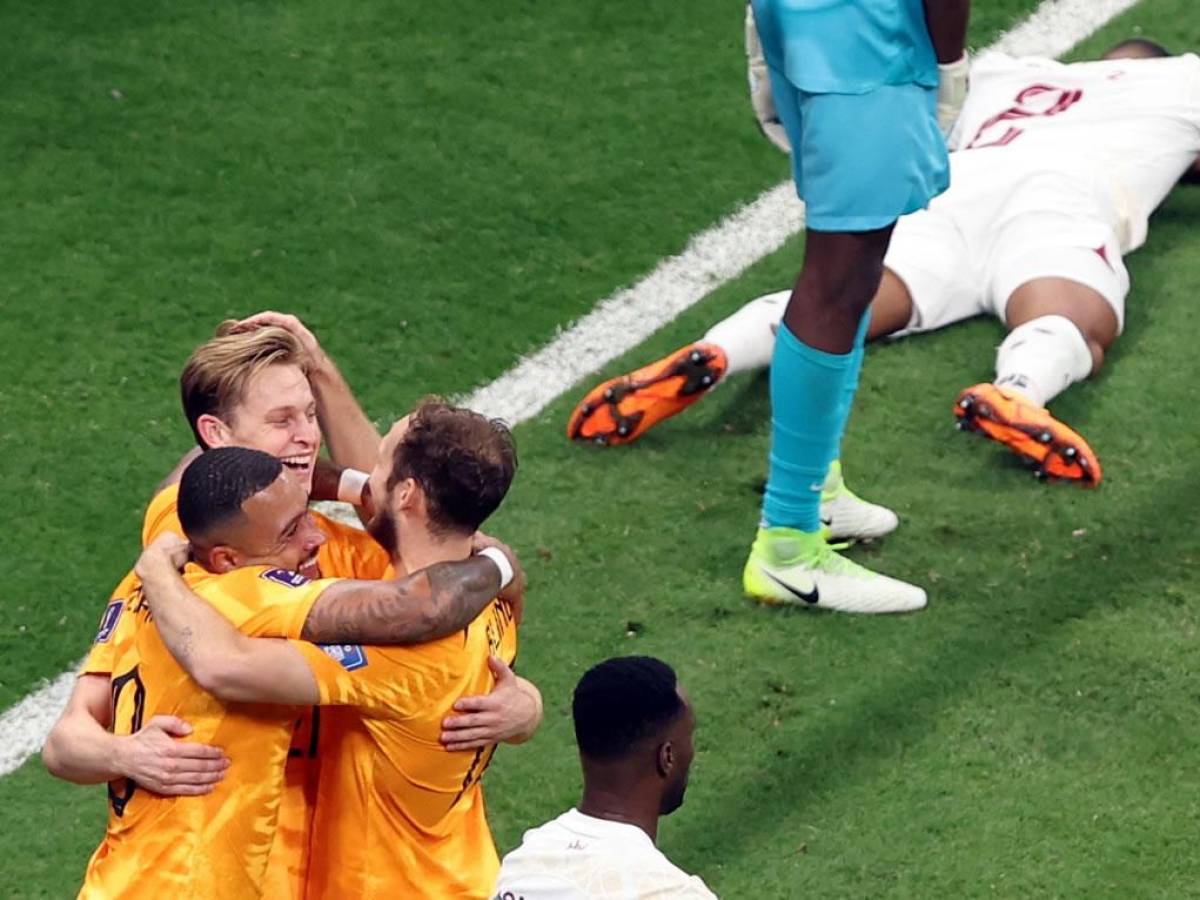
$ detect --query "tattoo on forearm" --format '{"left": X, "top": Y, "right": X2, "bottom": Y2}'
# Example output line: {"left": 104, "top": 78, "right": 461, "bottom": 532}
{"left": 178, "top": 625, "right": 196, "bottom": 665}
{"left": 301, "top": 558, "right": 498, "bottom": 644}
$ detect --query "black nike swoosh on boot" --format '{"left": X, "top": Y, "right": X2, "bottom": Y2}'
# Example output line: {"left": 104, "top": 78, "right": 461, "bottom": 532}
{"left": 762, "top": 570, "right": 820, "bottom": 605}
{"left": 820, "top": 515, "right": 833, "bottom": 526}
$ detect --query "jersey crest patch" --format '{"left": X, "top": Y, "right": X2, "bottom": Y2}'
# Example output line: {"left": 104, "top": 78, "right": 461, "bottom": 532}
{"left": 94, "top": 600, "right": 124, "bottom": 644}
{"left": 319, "top": 644, "right": 368, "bottom": 672}
{"left": 260, "top": 568, "right": 310, "bottom": 588}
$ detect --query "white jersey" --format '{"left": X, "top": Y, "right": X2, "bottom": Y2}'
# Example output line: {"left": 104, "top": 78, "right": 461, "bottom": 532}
{"left": 949, "top": 52, "right": 1200, "bottom": 251}
{"left": 493, "top": 809, "right": 718, "bottom": 900}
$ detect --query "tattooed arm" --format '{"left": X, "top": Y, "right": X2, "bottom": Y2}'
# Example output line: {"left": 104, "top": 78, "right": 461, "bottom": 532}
{"left": 299, "top": 554, "right": 508, "bottom": 644}
{"left": 135, "top": 536, "right": 319, "bottom": 704}
{"left": 135, "top": 534, "right": 520, "bottom": 705}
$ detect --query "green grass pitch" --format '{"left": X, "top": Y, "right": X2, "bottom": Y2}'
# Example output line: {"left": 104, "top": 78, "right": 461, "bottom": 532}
{"left": 1, "top": 0, "right": 1198, "bottom": 896}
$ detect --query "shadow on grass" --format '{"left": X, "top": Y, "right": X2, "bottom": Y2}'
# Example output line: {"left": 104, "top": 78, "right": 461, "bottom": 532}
{"left": 669, "top": 465, "right": 1200, "bottom": 876}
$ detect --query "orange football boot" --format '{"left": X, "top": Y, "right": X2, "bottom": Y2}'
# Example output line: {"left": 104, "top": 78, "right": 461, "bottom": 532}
{"left": 567, "top": 342, "right": 728, "bottom": 445}
{"left": 953, "top": 382, "right": 1102, "bottom": 485}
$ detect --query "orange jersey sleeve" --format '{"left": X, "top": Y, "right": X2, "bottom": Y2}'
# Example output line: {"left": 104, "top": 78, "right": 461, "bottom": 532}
{"left": 79, "top": 569, "right": 143, "bottom": 677}
{"left": 80, "top": 566, "right": 338, "bottom": 900}
{"left": 299, "top": 597, "right": 519, "bottom": 899}
{"left": 204, "top": 565, "right": 338, "bottom": 638}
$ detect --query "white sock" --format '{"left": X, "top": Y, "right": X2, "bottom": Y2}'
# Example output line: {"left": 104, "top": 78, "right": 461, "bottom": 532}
{"left": 702, "top": 290, "right": 789, "bottom": 376}
{"left": 994, "top": 314, "right": 1093, "bottom": 408}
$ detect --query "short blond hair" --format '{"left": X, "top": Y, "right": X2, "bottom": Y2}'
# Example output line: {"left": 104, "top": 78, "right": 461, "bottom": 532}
{"left": 180, "top": 323, "right": 307, "bottom": 448}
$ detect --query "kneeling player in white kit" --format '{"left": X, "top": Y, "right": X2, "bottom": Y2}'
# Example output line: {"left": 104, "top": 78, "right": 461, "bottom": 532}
{"left": 569, "top": 39, "right": 1200, "bottom": 551}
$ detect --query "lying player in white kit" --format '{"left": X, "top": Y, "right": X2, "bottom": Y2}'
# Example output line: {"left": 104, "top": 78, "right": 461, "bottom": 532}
{"left": 569, "top": 38, "right": 1200, "bottom": 546}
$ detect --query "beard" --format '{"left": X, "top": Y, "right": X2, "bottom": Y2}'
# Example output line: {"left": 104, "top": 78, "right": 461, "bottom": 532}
{"left": 366, "top": 504, "right": 399, "bottom": 556}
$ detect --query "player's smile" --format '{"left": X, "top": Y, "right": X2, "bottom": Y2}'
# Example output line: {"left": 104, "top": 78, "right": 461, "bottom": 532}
{"left": 279, "top": 453, "right": 315, "bottom": 481}
{"left": 297, "top": 547, "right": 321, "bottom": 580}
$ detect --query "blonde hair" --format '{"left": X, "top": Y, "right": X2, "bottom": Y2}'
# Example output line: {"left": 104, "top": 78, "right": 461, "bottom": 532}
{"left": 180, "top": 323, "right": 307, "bottom": 448}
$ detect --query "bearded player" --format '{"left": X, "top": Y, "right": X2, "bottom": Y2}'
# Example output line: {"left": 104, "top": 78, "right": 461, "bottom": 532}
{"left": 46, "top": 316, "right": 530, "bottom": 896}
{"left": 137, "top": 401, "right": 526, "bottom": 898}
{"left": 77, "top": 443, "right": 537, "bottom": 899}
{"left": 569, "top": 39, "right": 1200, "bottom": 602}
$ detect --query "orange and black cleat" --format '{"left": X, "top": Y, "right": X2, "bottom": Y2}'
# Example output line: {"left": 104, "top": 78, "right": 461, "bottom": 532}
{"left": 567, "top": 342, "right": 728, "bottom": 446}
{"left": 953, "top": 382, "right": 1102, "bottom": 485}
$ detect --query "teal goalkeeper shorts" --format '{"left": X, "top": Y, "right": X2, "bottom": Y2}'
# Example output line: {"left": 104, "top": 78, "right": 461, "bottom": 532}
{"left": 769, "top": 71, "right": 950, "bottom": 232}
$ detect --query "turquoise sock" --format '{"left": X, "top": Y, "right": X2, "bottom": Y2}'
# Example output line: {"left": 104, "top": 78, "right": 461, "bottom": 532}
{"left": 762, "top": 314, "right": 869, "bottom": 531}
{"left": 833, "top": 308, "right": 872, "bottom": 455}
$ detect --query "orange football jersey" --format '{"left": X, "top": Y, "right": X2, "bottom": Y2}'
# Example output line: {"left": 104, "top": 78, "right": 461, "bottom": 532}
{"left": 79, "top": 564, "right": 335, "bottom": 900}
{"left": 295, "top": 595, "right": 519, "bottom": 899}
{"left": 84, "top": 484, "right": 385, "bottom": 676}
{"left": 81, "top": 483, "right": 390, "bottom": 899}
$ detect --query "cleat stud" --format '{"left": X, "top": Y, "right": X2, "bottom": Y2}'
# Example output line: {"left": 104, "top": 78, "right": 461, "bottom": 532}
{"left": 689, "top": 350, "right": 703, "bottom": 363}
{"left": 603, "top": 387, "right": 615, "bottom": 401}
{"left": 1078, "top": 456, "right": 1089, "bottom": 468}
{"left": 1064, "top": 446, "right": 1078, "bottom": 459}
{"left": 701, "top": 375, "right": 712, "bottom": 387}
{"left": 616, "top": 425, "right": 629, "bottom": 437}
{"left": 1037, "top": 430, "right": 1053, "bottom": 444}
{"left": 580, "top": 403, "right": 593, "bottom": 415}
{"left": 1034, "top": 468, "right": 1048, "bottom": 480}
{"left": 958, "top": 398, "right": 972, "bottom": 410}
{"left": 594, "top": 435, "right": 607, "bottom": 445}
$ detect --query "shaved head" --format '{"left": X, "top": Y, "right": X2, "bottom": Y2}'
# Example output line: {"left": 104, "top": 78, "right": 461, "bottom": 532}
{"left": 1102, "top": 38, "right": 1171, "bottom": 60}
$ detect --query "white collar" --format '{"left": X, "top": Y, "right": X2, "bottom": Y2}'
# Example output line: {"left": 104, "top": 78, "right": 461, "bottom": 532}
{"left": 560, "top": 808, "right": 657, "bottom": 848}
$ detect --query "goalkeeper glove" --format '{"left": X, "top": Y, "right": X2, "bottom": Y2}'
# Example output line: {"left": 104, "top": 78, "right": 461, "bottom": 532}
{"left": 936, "top": 52, "right": 970, "bottom": 143}
{"left": 745, "top": 3, "right": 790, "bottom": 154}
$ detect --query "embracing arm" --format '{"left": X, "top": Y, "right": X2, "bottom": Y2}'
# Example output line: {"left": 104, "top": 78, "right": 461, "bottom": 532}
{"left": 135, "top": 538, "right": 321, "bottom": 705}
{"left": 299, "top": 555, "right": 506, "bottom": 644}
{"left": 42, "top": 673, "right": 229, "bottom": 793}
{"left": 43, "top": 675, "right": 120, "bottom": 783}
{"left": 440, "top": 657, "right": 544, "bottom": 751}
{"left": 228, "top": 312, "right": 381, "bottom": 472}
{"left": 135, "top": 535, "right": 519, "bottom": 705}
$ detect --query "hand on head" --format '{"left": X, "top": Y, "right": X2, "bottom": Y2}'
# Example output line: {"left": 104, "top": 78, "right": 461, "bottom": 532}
{"left": 225, "top": 311, "right": 325, "bottom": 366}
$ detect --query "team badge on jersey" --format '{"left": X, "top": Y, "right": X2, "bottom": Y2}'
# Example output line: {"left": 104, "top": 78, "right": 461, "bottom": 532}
{"left": 319, "top": 644, "right": 368, "bottom": 671}
{"left": 94, "top": 600, "right": 124, "bottom": 644}
{"left": 260, "top": 568, "right": 310, "bottom": 588}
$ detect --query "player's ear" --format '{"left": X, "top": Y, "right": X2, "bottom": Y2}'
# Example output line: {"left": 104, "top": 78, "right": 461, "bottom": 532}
{"left": 196, "top": 413, "right": 232, "bottom": 448}
{"left": 208, "top": 545, "right": 241, "bottom": 574}
{"left": 396, "top": 477, "right": 419, "bottom": 512}
{"left": 656, "top": 740, "right": 675, "bottom": 779}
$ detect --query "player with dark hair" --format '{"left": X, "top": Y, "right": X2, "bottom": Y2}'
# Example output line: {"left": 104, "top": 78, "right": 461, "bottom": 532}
{"left": 47, "top": 315, "right": 531, "bottom": 898}
{"left": 569, "top": 38, "right": 1200, "bottom": 554}
{"left": 493, "top": 656, "right": 716, "bottom": 899}
{"left": 77, "top": 442, "right": 537, "bottom": 899}
{"left": 132, "top": 401, "right": 531, "bottom": 898}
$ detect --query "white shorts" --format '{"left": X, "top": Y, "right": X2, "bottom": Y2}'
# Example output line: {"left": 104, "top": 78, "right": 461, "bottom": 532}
{"left": 884, "top": 151, "right": 1131, "bottom": 337}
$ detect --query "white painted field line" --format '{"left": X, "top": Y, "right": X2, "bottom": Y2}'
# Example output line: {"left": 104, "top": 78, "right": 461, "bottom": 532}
{"left": 460, "top": 0, "right": 1144, "bottom": 426}
{"left": 0, "top": 0, "right": 1143, "bottom": 779}
{"left": 0, "top": 670, "right": 79, "bottom": 778}
{"left": 991, "top": 0, "right": 1143, "bottom": 57}
{"left": 461, "top": 182, "right": 805, "bottom": 424}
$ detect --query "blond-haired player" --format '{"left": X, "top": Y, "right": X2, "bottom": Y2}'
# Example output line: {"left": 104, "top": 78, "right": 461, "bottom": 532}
{"left": 138, "top": 401, "right": 527, "bottom": 898}
{"left": 47, "top": 315, "right": 529, "bottom": 896}
{"left": 77, "top": 446, "right": 536, "bottom": 899}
